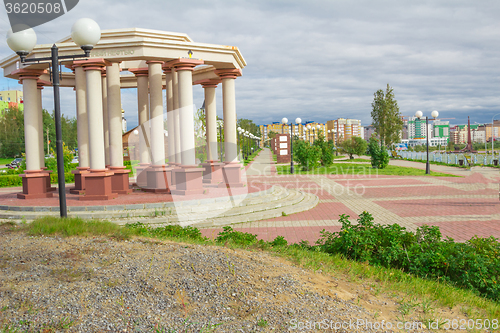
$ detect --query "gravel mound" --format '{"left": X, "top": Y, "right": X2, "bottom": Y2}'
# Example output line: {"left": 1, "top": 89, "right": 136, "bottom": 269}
{"left": 0, "top": 232, "right": 429, "bottom": 332}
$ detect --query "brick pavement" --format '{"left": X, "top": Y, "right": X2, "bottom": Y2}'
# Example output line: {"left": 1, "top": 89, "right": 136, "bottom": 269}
{"left": 201, "top": 148, "right": 500, "bottom": 243}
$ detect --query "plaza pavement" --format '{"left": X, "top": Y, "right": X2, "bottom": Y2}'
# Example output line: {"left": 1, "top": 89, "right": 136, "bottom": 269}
{"left": 200, "top": 148, "right": 500, "bottom": 244}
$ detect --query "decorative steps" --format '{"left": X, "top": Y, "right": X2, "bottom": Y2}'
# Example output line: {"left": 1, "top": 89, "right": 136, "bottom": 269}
{"left": 0, "top": 186, "right": 319, "bottom": 227}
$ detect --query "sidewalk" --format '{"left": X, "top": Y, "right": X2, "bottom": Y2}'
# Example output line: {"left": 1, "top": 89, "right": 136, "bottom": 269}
{"left": 201, "top": 150, "right": 500, "bottom": 243}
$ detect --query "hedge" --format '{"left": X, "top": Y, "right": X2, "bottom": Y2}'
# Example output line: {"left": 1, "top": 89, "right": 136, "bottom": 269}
{"left": 0, "top": 173, "right": 75, "bottom": 188}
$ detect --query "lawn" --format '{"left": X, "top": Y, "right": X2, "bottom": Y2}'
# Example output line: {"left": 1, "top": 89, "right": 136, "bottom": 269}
{"left": 333, "top": 158, "right": 370, "bottom": 162}
{"left": 276, "top": 163, "right": 458, "bottom": 177}
{"left": 0, "top": 157, "right": 13, "bottom": 167}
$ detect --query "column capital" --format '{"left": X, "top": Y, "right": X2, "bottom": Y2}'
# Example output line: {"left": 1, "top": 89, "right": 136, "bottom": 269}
{"left": 165, "top": 58, "right": 204, "bottom": 71}
{"left": 215, "top": 68, "right": 242, "bottom": 79}
{"left": 11, "top": 68, "right": 47, "bottom": 81}
{"left": 162, "top": 64, "right": 173, "bottom": 73}
{"left": 74, "top": 58, "right": 111, "bottom": 71}
{"left": 37, "top": 79, "right": 51, "bottom": 89}
{"left": 146, "top": 60, "right": 165, "bottom": 65}
{"left": 195, "top": 79, "right": 222, "bottom": 88}
{"left": 129, "top": 67, "right": 149, "bottom": 77}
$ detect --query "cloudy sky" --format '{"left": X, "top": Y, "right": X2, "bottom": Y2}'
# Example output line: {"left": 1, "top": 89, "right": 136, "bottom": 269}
{"left": 1, "top": 0, "right": 500, "bottom": 130}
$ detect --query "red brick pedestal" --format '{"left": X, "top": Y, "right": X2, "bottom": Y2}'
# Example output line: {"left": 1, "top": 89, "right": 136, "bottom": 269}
{"left": 144, "top": 165, "right": 172, "bottom": 193}
{"left": 79, "top": 169, "right": 118, "bottom": 201}
{"left": 169, "top": 164, "right": 181, "bottom": 186}
{"left": 70, "top": 167, "right": 90, "bottom": 195}
{"left": 201, "top": 161, "right": 225, "bottom": 187}
{"left": 171, "top": 165, "right": 204, "bottom": 195}
{"left": 134, "top": 163, "right": 150, "bottom": 188}
{"left": 110, "top": 166, "right": 132, "bottom": 194}
{"left": 41, "top": 167, "right": 56, "bottom": 192}
{"left": 17, "top": 170, "right": 54, "bottom": 199}
{"left": 222, "top": 162, "right": 245, "bottom": 188}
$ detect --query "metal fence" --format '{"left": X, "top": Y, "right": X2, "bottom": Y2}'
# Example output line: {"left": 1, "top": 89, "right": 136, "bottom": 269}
{"left": 391, "top": 151, "right": 499, "bottom": 167}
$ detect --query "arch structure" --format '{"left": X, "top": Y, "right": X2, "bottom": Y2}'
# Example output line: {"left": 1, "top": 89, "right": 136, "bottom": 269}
{"left": 0, "top": 28, "right": 246, "bottom": 200}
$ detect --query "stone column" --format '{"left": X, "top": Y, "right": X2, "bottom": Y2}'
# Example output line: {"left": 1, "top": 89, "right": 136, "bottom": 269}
{"left": 107, "top": 62, "right": 131, "bottom": 194}
{"left": 129, "top": 68, "right": 150, "bottom": 187}
{"left": 145, "top": 61, "right": 171, "bottom": 193}
{"left": 16, "top": 69, "right": 52, "bottom": 199}
{"left": 101, "top": 72, "right": 110, "bottom": 166}
{"left": 163, "top": 65, "right": 176, "bottom": 166}
{"left": 215, "top": 69, "right": 244, "bottom": 187}
{"left": 76, "top": 59, "right": 117, "bottom": 201}
{"left": 36, "top": 84, "right": 44, "bottom": 168}
{"left": 37, "top": 82, "right": 55, "bottom": 192}
{"left": 172, "top": 69, "right": 181, "bottom": 164}
{"left": 167, "top": 58, "right": 204, "bottom": 195}
{"left": 69, "top": 64, "right": 90, "bottom": 194}
{"left": 199, "top": 79, "right": 224, "bottom": 187}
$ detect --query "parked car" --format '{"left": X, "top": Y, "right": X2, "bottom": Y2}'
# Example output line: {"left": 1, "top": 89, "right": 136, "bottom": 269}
{"left": 71, "top": 156, "right": 79, "bottom": 164}
{"left": 6, "top": 158, "right": 23, "bottom": 169}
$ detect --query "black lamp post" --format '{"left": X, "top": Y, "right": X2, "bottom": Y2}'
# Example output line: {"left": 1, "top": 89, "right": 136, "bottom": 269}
{"left": 415, "top": 110, "right": 439, "bottom": 175}
{"left": 7, "top": 19, "right": 101, "bottom": 218}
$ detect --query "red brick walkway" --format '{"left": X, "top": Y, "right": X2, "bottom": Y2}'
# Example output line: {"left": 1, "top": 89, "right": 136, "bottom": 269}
{"left": 201, "top": 149, "right": 500, "bottom": 244}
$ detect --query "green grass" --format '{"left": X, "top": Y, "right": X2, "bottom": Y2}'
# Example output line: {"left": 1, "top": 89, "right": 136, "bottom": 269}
{"left": 243, "top": 149, "right": 261, "bottom": 166}
{"left": 25, "top": 216, "right": 133, "bottom": 240}
{"left": 333, "top": 158, "right": 370, "bottom": 162}
{"left": 4, "top": 217, "right": 499, "bottom": 323}
{"left": 398, "top": 157, "right": 500, "bottom": 169}
{"left": 276, "top": 163, "right": 459, "bottom": 177}
{"left": 0, "top": 158, "right": 13, "bottom": 166}
{"left": 0, "top": 158, "right": 13, "bottom": 170}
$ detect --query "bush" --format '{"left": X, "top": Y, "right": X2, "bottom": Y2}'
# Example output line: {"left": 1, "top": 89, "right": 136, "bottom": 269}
{"left": 0, "top": 174, "right": 22, "bottom": 187}
{"left": 293, "top": 139, "right": 322, "bottom": 171}
{"left": 367, "top": 136, "right": 389, "bottom": 169}
{"left": 313, "top": 134, "right": 334, "bottom": 166}
{"left": 216, "top": 226, "right": 258, "bottom": 246}
{"left": 316, "top": 212, "right": 500, "bottom": 302}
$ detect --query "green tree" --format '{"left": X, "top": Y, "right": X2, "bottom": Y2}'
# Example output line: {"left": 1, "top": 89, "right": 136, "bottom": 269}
{"left": 371, "top": 84, "right": 403, "bottom": 147}
{"left": 313, "top": 133, "right": 334, "bottom": 166}
{"left": 0, "top": 107, "right": 25, "bottom": 157}
{"left": 341, "top": 137, "right": 368, "bottom": 159}
{"left": 367, "top": 136, "right": 389, "bottom": 169}
{"left": 268, "top": 131, "right": 278, "bottom": 139}
{"left": 43, "top": 109, "right": 78, "bottom": 152}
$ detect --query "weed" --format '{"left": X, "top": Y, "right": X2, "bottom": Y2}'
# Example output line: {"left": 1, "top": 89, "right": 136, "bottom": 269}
{"left": 175, "top": 289, "right": 189, "bottom": 317}
{"left": 225, "top": 254, "right": 236, "bottom": 276}
{"left": 281, "top": 211, "right": 287, "bottom": 216}
{"left": 216, "top": 226, "right": 257, "bottom": 246}
{"left": 145, "top": 253, "right": 155, "bottom": 280}
{"left": 270, "top": 235, "right": 288, "bottom": 247}
{"left": 257, "top": 318, "right": 268, "bottom": 327}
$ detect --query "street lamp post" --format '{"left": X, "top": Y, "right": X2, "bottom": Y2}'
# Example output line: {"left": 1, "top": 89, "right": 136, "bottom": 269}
{"left": 415, "top": 110, "right": 439, "bottom": 175}
{"left": 237, "top": 127, "right": 242, "bottom": 161}
{"left": 491, "top": 113, "right": 500, "bottom": 157}
{"left": 245, "top": 130, "right": 250, "bottom": 160}
{"left": 7, "top": 19, "right": 101, "bottom": 218}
